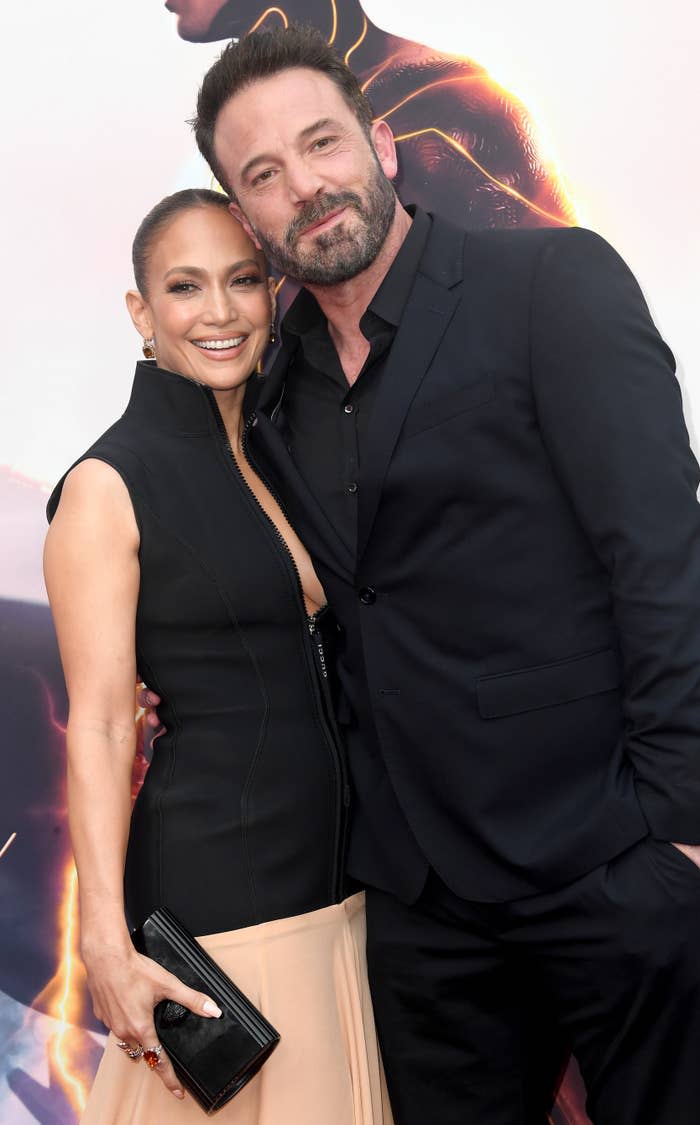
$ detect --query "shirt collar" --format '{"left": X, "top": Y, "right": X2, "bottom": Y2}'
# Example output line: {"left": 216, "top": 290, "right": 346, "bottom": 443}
{"left": 367, "top": 204, "right": 429, "bottom": 327}
{"left": 282, "top": 204, "right": 430, "bottom": 340}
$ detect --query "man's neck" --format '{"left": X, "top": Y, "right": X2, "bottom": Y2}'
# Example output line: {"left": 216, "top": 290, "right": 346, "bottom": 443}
{"left": 304, "top": 201, "right": 412, "bottom": 380}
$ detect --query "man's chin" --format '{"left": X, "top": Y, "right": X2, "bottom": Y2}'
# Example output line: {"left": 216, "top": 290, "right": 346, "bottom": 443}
{"left": 295, "top": 252, "right": 378, "bottom": 287}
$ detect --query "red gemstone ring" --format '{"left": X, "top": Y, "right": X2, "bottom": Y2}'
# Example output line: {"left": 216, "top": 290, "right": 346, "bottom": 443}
{"left": 142, "top": 1044, "right": 163, "bottom": 1069}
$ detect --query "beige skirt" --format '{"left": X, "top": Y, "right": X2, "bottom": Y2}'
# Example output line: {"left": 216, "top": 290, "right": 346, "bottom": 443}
{"left": 81, "top": 892, "right": 393, "bottom": 1124}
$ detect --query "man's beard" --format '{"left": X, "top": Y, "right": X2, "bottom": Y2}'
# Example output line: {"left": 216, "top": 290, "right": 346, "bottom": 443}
{"left": 251, "top": 158, "right": 397, "bottom": 286}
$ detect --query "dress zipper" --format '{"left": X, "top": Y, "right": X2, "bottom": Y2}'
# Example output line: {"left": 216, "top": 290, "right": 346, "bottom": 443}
{"left": 204, "top": 392, "right": 349, "bottom": 901}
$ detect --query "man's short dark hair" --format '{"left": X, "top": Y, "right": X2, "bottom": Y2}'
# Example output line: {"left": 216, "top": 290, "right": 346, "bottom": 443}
{"left": 192, "top": 24, "right": 375, "bottom": 194}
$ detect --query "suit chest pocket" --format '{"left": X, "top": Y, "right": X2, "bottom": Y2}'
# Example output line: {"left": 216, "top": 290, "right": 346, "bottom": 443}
{"left": 402, "top": 373, "right": 496, "bottom": 439}
{"left": 476, "top": 648, "right": 621, "bottom": 719}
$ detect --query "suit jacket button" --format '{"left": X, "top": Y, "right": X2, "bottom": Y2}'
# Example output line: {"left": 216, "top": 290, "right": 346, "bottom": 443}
{"left": 359, "top": 587, "right": 376, "bottom": 605}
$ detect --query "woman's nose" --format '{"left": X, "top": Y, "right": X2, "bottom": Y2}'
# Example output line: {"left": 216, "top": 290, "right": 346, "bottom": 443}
{"left": 204, "top": 286, "right": 239, "bottom": 324}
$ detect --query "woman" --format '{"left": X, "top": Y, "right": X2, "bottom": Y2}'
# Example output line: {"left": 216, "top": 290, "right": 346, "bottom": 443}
{"left": 44, "top": 188, "right": 392, "bottom": 1123}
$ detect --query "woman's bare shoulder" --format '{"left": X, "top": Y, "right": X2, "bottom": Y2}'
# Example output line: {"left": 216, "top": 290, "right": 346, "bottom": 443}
{"left": 48, "top": 458, "right": 138, "bottom": 546}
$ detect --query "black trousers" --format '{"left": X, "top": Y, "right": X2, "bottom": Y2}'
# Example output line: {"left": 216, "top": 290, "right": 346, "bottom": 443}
{"left": 365, "top": 837, "right": 700, "bottom": 1125}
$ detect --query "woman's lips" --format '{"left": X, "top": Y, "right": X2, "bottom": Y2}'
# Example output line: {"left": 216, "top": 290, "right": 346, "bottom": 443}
{"left": 191, "top": 335, "right": 249, "bottom": 360}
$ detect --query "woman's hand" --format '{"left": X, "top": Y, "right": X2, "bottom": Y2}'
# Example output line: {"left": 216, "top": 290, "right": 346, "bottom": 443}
{"left": 137, "top": 681, "right": 164, "bottom": 733}
{"left": 83, "top": 941, "right": 222, "bottom": 1100}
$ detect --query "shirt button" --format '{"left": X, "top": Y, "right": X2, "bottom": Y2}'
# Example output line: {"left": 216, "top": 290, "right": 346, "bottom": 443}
{"left": 359, "top": 587, "right": 376, "bottom": 605}
{"left": 346, "top": 482, "right": 358, "bottom": 494}
{"left": 344, "top": 404, "right": 354, "bottom": 414}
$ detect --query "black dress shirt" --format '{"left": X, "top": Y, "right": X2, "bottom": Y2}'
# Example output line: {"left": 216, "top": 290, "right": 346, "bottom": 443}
{"left": 281, "top": 206, "right": 430, "bottom": 560}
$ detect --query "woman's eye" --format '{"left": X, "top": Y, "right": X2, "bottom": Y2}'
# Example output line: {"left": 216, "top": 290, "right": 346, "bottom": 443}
{"left": 231, "top": 274, "right": 261, "bottom": 287}
{"left": 168, "top": 281, "right": 197, "bottom": 293}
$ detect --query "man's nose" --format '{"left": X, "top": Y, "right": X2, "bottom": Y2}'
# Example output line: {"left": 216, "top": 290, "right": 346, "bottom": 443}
{"left": 286, "top": 156, "right": 325, "bottom": 205}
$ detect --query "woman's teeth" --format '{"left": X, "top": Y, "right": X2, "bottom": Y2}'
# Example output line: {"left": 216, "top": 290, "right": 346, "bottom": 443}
{"left": 193, "top": 336, "right": 246, "bottom": 350}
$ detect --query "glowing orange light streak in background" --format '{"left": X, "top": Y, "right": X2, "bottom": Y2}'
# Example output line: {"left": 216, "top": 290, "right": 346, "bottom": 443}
{"left": 327, "top": 0, "right": 338, "bottom": 45}
{"left": 392, "top": 127, "right": 574, "bottom": 226}
{"left": 32, "top": 667, "right": 68, "bottom": 737}
{"left": 247, "top": 5, "right": 289, "bottom": 32}
{"left": 247, "top": 0, "right": 337, "bottom": 44}
{"left": 53, "top": 863, "right": 87, "bottom": 1114}
{"left": 30, "top": 858, "right": 89, "bottom": 1115}
{"left": 378, "top": 73, "right": 497, "bottom": 119}
{"left": 0, "top": 830, "right": 17, "bottom": 859}
{"left": 359, "top": 50, "right": 404, "bottom": 93}
{"left": 344, "top": 15, "right": 368, "bottom": 65}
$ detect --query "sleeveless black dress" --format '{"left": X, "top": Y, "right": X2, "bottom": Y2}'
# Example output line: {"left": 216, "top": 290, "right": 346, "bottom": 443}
{"left": 48, "top": 361, "right": 349, "bottom": 937}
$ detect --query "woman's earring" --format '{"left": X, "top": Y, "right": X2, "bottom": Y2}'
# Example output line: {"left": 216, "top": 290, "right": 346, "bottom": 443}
{"left": 142, "top": 337, "right": 156, "bottom": 359}
{"left": 269, "top": 323, "right": 277, "bottom": 346}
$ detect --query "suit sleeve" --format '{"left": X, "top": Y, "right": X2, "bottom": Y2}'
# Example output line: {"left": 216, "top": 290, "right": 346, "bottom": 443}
{"left": 530, "top": 226, "right": 700, "bottom": 842}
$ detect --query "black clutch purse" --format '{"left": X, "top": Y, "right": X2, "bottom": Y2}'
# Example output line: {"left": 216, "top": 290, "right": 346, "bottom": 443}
{"left": 131, "top": 907, "right": 280, "bottom": 1114}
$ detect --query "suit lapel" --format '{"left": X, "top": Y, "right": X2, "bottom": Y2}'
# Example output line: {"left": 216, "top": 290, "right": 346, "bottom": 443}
{"left": 253, "top": 211, "right": 466, "bottom": 575}
{"left": 357, "top": 219, "right": 464, "bottom": 560}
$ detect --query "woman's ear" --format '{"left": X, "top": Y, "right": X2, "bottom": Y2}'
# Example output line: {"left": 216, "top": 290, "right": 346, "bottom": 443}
{"left": 125, "top": 289, "right": 154, "bottom": 341}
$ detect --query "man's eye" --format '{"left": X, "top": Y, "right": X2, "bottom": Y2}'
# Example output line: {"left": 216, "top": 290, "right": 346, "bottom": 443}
{"left": 252, "top": 169, "right": 275, "bottom": 186}
{"left": 312, "top": 136, "right": 335, "bottom": 151}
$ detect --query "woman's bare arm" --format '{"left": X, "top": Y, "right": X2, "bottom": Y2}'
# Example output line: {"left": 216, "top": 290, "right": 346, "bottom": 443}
{"left": 45, "top": 460, "right": 141, "bottom": 953}
{"left": 44, "top": 459, "right": 220, "bottom": 1099}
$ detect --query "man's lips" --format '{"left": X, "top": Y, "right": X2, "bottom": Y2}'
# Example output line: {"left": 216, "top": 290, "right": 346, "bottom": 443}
{"left": 298, "top": 207, "right": 348, "bottom": 238}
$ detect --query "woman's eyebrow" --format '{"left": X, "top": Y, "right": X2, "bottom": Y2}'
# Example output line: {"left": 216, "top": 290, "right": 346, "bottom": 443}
{"left": 163, "top": 259, "right": 260, "bottom": 280}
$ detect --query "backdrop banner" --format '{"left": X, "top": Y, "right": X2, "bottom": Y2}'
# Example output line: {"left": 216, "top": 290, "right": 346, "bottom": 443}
{"left": 1, "top": 1, "right": 696, "bottom": 1122}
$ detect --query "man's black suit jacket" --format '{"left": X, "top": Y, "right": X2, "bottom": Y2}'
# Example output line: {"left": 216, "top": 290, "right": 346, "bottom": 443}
{"left": 247, "top": 210, "right": 700, "bottom": 903}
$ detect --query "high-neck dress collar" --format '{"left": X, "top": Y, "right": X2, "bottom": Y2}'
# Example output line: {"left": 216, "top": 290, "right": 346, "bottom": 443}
{"left": 124, "top": 361, "right": 228, "bottom": 436}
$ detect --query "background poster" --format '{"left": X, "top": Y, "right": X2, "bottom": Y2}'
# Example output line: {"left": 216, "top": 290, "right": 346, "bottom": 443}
{"left": 1, "top": 1, "right": 697, "bottom": 1121}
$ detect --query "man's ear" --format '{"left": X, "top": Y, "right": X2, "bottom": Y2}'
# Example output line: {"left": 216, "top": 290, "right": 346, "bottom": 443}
{"left": 125, "top": 289, "right": 154, "bottom": 340}
{"left": 370, "top": 119, "right": 399, "bottom": 182}
{"left": 228, "top": 201, "right": 262, "bottom": 251}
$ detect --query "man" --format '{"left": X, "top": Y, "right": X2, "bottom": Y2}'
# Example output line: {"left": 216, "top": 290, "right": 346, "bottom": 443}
{"left": 184, "top": 25, "right": 700, "bottom": 1124}
{"left": 165, "top": 0, "right": 574, "bottom": 237}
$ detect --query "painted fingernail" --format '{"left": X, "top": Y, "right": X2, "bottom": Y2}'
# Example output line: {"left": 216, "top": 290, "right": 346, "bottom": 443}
{"left": 173, "top": 1088, "right": 185, "bottom": 1099}
{"left": 145, "top": 692, "right": 156, "bottom": 705}
{"left": 203, "top": 1000, "right": 222, "bottom": 1017}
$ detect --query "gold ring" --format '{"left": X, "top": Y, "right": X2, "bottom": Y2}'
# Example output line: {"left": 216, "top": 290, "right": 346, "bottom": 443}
{"left": 116, "top": 1039, "right": 144, "bottom": 1060}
